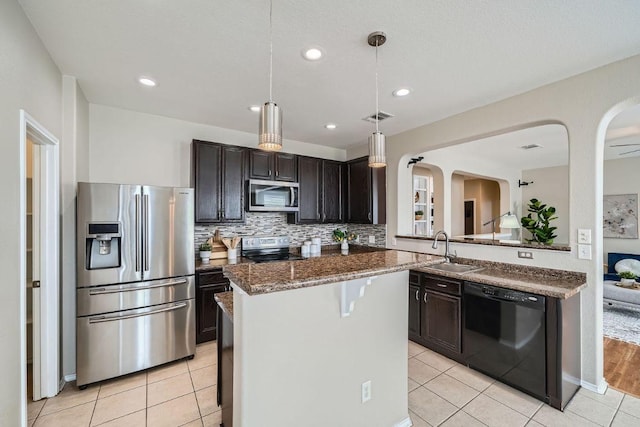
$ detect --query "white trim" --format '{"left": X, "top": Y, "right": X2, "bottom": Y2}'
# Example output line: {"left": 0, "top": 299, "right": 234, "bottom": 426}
{"left": 64, "top": 374, "right": 76, "bottom": 383}
{"left": 394, "top": 415, "right": 412, "bottom": 427}
{"left": 581, "top": 379, "right": 608, "bottom": 394}
{"left": 19, "top": 110, "right": 61, "bottom": 427}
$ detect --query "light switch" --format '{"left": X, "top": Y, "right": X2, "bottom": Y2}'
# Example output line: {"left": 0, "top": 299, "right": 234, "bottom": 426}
{"left": 578, "top": 244, "right": 592, "bottom": 260}
{"left": 577, "top": 229, "right": 592, "bottom": 244}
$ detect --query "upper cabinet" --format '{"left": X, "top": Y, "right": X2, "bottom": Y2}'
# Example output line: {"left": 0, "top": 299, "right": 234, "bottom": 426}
{"left": 289, "top": 157, "right": 344, "bottom": 224}
{"left": 192, "top": 140, "right": 246, "bottom": 223}
{"left": 346, "top": 157, "right": 386, "bottom": 224}
{"left": 249, "top": 150, "right": 297, "bottom": 182}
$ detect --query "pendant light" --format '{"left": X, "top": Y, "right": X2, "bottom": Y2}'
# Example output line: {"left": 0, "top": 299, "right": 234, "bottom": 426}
{"left": 367, "top": 31, "right": 387, "bottom": 168}
{"left": 258, "top": 0, "right": 283, "bottom": 151}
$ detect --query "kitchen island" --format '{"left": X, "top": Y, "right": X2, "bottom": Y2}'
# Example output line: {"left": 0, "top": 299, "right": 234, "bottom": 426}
{"left": 221, "top": 250, "right": 441, "bottom": 427}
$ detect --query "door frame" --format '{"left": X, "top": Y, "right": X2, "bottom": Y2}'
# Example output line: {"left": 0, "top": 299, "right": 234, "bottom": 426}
{"left": 463, "top": 198, "right": 477, "bottom": 235}
{"left": 19, "top": 110, "right": 60, "bottom": 413}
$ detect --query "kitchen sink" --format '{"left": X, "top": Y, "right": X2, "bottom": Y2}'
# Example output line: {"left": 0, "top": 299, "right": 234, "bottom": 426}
{"left": 428, "top": 263, "right": 484, "bottom": 274}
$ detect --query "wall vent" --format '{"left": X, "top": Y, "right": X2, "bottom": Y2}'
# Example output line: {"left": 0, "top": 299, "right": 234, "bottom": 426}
{"left": 520, "top": 144, "right": 543, "bottom": 150}
{"left": 362, "top": 111, "right": 394, "bottom": 123}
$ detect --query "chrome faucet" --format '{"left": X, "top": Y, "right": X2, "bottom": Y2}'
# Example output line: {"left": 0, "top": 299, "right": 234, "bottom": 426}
{"left": 432, "top": 230, "right": 456, "bottom": 262}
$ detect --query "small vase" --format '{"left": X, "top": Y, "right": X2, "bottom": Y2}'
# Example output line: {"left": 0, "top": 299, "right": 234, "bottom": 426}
{"left": 341, "top": 241, "right": 349, "bottom": 253}
{"left": 620, "top": 278, "right": 636, "bottom": 287}
{"left": 200, "top": 250, "right": 211, "bottom": 263}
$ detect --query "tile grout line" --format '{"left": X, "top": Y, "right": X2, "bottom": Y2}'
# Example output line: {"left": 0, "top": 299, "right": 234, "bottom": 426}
{"left": 145, "top": 371, "right": 148, "bottom": 427}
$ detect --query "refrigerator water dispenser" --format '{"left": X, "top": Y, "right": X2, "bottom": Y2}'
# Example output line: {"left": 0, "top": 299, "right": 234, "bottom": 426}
{"left": 85, "top": 223, "right": 121, "bottom": 269}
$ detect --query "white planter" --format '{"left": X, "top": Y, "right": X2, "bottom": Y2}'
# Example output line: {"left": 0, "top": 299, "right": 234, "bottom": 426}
{"left": 341, "top": 241, "right": 349, "bottom": 251}
{"left": 200, "top": 250, "right": 211, "bottom": 263}
{"left": 620, "top": 278, "right": 636, "bottom": 287}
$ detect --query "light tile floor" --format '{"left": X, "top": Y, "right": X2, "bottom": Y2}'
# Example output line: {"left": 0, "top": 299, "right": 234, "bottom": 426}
{"left": 27, "top": 340, "right": 640, "bottom": 426}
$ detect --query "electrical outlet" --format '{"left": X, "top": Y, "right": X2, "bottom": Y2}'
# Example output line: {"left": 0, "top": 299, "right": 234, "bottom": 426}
{"left": 518, "top": 251, "right": 534, "bottom": 259}
{"left": 369, "top": 235, "right": 376, "bottom": 244}
{"left": 577, "top": 229, "right": 592, "bottom": 244}
{"left": 578, "top": 244, "right": 592, "bottom": 260}
{"left": 361, "top": 380, "right": 371, "bottom": 403}
{"left": 391, "top": 238, "right": 397, "bottom": 246}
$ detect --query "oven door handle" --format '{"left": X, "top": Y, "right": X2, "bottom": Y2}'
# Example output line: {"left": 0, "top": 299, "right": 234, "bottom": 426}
{"left": 88, "top": 278, "right": 188, "bottom": 295}
{"left": 88, "top": 302, "right": 187, "bottom": 323}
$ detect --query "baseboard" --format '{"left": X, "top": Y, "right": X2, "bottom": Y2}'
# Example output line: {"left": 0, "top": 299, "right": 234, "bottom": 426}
{"left": 58, "top": 378, "right": 66, "bottom": 393}
{"left": 64, "top": 373, "right": 76, "bottom": 383}
{"left": 581, "top": 378, "right": 608, "bottom": 394}
{"left": 394, "top": 415, "right": 412, "bottom": 427}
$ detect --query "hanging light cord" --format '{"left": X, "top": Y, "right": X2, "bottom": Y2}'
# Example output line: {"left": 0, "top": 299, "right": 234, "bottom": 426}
{"left": 375, "top": 38, "right": 379, "bottom": 134}
{"left": 269, "top": 0, "right": 273, "bottom": 103}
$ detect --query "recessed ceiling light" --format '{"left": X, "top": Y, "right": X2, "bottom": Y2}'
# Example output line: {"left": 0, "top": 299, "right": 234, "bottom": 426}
{"left": 249, "top": 105, "right": 261, "bottom": 112}
{"left": 393, "top": 88, "right": 411, "bottom": 97}
{"left": 138, "top": 77, "right": 156, "bottom": 87}
{"left": 302, "top": 47, "right": 323, "bottom": 61}
{"left": 325, "top": 123, "right": 337, "bottom": 130}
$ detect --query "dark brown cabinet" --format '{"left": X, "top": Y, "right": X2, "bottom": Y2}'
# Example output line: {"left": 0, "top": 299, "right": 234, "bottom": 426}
{"left": 249, "top": 150, "right": 297, "bottom": 182}
{"left": 216, "top": 298, "right": 234, "bottom": 426}
{"left": 409, "top": 271, "right": 462, "bottom": 358}
{"left": 346, "top": 156, "right": 386, "bottom": 224}
{"left": 289, "top": 156, "right": 344, "bottom": 224}
{"left": 196, "top": 269, "right": 230, "bottom": 344}
{"left": 193, "top": 140, "right": 246, "bottom": 223}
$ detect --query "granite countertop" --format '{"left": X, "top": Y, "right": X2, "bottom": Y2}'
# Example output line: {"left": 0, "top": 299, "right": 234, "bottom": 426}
{"left": 414, "top": 258, "right": 586, "bottom": 299}
{"left": 395, "top": 234, "right": 571, "bottom": 252}
{"left": 196, "top": 257, "right": 253, "bottom": 271}
{"left": 223, "top": 250, "right": 443, "bottom": 295}
{"left": 214, "top": 291, "right": 233, "bottom": 321}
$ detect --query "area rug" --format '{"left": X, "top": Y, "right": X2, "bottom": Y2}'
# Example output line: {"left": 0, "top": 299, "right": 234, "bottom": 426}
{"left": 603, "top": 303, "right": 640, "bottom": 345}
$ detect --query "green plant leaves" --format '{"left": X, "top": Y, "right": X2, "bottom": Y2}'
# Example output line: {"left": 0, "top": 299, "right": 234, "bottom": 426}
{"left": 520, "top": 198, "right": 558, "bottom": 245}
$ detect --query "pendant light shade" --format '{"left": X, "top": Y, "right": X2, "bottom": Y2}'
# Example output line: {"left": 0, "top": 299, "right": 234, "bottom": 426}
{"left": 258, "top": 101, "right": 282, "bottom": 150}
{"left": 368, "top": 131, "right": 386, "bottom": 168}
{"left": 367, "top": 31, "right": 387, "bottom": 168}
{"left": 258, "top": 0, "right": 283, "bottom": 151}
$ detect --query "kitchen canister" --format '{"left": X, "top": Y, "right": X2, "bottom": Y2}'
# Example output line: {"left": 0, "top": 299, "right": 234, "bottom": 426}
{"left": 312, "top": 237, "right": 322, "bottom": 254}
{"left": 301, "top": 244, "right": 310, "bottom": 257}
{"left": 227, "top": 248, "right": 237, "bottom": 260}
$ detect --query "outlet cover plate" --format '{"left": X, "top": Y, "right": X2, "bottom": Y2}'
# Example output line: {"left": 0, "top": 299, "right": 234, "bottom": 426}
{"left": 578, "top": 229, "right": 592, "bottom": 244}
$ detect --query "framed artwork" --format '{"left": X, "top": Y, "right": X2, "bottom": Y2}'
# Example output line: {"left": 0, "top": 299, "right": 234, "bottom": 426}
{"left": 603, "top": 194, "right": 638, "bottom": 239}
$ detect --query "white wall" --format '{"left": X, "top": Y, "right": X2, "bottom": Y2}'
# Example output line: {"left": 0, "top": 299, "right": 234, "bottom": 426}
{"left": 385, "top": 54, "right": 640, "bottom": 391}
{"left": 233, "top": 271, "right": 409, "bottom": 427}
{"left": 89, "top": 105, "right": 346, "bottom": 187}
{"left": 603, "top": 156, "right": 640, "bottom": 261}
{"left": 61, "top": 76, "right": 90, "bottom": 379}
{"left": 0, "top": 0, "right": 63, "bottom": 424}
{"left": 521, "top": 165, "right": 571, "bottom": 245}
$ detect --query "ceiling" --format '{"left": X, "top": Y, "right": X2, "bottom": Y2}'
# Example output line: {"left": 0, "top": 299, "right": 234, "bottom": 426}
{"left": 18, "top": 0, "right": 640, "bottom": 149}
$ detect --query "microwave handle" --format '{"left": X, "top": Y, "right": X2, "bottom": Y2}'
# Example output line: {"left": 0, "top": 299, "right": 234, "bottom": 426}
{"left": 290, "top": 186, "right": 296, "bottom": 207}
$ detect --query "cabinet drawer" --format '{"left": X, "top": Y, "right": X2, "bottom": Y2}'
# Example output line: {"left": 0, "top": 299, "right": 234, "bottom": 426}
{"left": 409, "top": 271, "right": 421, "bottom": 285}
{"left": 423, "top": 275, "right": 461, "bottom": 296}
{"left": 198, "top": 270, "right": 226, "bottom": 286}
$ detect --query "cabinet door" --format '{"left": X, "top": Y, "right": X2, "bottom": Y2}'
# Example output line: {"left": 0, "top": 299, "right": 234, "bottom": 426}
{"left": 296, "top": 156, "right": 322, "bottom": 223}
{"left": 249, "top": 150, "right": 274, "bottom": 180}
{"left": 322, "top": 160, "right": 344, "bottom": 223}
{"left": 275, "top": 152, "right": 297, "bottom": 181}
{"left": 409, "top": 284, "right": 421, "bottom": 340}
{"left": 193, "top": 141, "right": 221, "bottom": 223}
{"left": 346, "top": 157, "right": 372, "bottom": 223}
{"left": 423, "top": 290, "right": 461, "bottom": 353}
{"left": 221, "top": 146, "right": 246, "bottom": 222}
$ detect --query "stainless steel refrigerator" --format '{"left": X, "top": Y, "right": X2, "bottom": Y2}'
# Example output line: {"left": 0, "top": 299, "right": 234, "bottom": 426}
{"left": 76, "top": 182, "right": 195, "bottom": 388}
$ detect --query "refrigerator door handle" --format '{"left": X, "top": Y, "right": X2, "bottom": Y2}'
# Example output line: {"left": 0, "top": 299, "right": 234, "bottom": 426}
{"left": 88, "top": 278, "right": 189, "bottom": 295}
{"left": 143, "top": 193, "right": 150, "bottom": 272}
{"left": 88, "top": 302, "right": 188, "bottom": 324}
{"left": 135, "top": 194, "right": 141, "bottom": 272}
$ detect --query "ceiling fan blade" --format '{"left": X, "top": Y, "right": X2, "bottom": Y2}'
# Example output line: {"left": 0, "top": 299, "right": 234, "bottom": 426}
{"left": 610, "top": 143, "right": 640, "bottom": 147}
{"left": 620, "top": 148, "right": 640, "bottom": 155}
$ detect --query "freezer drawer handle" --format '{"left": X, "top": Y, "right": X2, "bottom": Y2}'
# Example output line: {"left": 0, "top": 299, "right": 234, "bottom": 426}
{"left": 88, "top": 278, "right": 189, "bottom": 295}
{"left": 88, "top": 302, "right": 188, "bottom": 323}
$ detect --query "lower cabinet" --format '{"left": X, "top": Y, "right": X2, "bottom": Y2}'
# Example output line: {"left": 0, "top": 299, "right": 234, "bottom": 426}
{"left": 216, "top": 299, "right": 234, "bottom": 427}
{"left": 409, "top": 271, "right": 463, "bottom": 360}
{"left": 196, "top": 269, "right": 230, "bottom": 344}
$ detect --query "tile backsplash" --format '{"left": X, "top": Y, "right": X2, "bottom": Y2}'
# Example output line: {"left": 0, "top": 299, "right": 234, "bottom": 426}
{"left": 195, "top": 212, "right": 386, "bottom": 251}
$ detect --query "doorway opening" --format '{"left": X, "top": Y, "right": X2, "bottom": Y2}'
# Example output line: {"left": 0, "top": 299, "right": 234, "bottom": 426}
{"left": 20, "top": 110, "right": 60, "bottom": 422}
{"left": 464, "top": 199, "right": 476, "bottom": 235}
{"left": 600, "top": 103, "right": 640, "bottom": 397}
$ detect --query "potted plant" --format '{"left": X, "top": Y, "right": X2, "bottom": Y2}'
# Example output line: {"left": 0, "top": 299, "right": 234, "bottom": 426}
{"left": 333, "top": 229, "right": 358, "bottom": 251}
{"left": 415, "top": 210, "right": 424, "bottom": 220}
{"left": 199, "top": 242, "right": 212, "bottom": 263}
{"left": 618, "top": 271, "right": 638, "bottom": 287}
{"left": 520, "top": 198, "right": 558, "bottom": 245}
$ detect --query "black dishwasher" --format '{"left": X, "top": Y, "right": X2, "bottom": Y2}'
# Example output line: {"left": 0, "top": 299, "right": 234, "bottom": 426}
{"left": 464, "top": 282, "right": 546, "bottom": 401}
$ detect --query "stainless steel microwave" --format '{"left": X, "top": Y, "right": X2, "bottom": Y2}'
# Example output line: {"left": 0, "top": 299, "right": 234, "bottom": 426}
{"left": 247, "top": 179, "right": 299, "bottom": 212}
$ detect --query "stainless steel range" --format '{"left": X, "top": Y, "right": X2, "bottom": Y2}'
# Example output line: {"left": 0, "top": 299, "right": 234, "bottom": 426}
{"left": 241, "top": 236, "right": 304, "bottom": 263}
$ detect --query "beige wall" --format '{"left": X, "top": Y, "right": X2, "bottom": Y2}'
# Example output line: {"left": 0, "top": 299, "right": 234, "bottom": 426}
{"left": 603, "top": 156, "right": 640, "bottom": 261}
{"left": 0, "top": 0, "right": 63, "bottom": 424}
{"left": 379, "top": 54, "right": 640, "bottom": 391}
{"left": 89, "top": 105, "right": 346, "bottom": 188}
{"left": 233, "top": 271, "right": 409, "bottom": 427}
{"left": 462, "top": 178, "right": 501, "bottom": 234}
